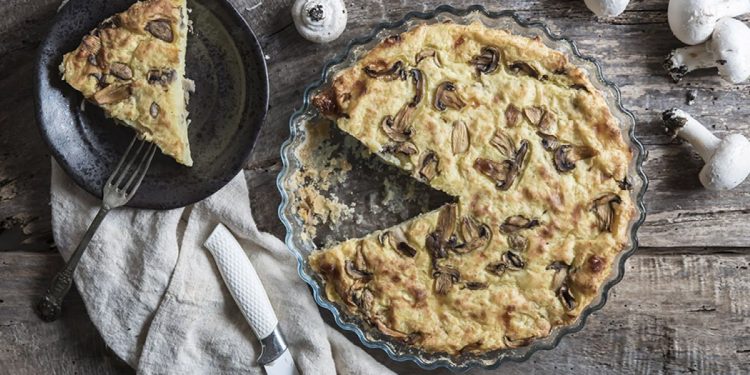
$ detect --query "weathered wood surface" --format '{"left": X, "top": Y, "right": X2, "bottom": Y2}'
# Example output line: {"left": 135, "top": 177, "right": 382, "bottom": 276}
{"left": 3, "top": 250, "right": 749, "bottom": 374}
{"left": 2, "top": 0, "right": 750, "bottom": 373}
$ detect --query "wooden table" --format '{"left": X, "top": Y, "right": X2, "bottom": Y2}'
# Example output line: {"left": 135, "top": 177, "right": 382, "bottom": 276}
{"left": 2, "top": 0, "right": 749, "bottom": 373}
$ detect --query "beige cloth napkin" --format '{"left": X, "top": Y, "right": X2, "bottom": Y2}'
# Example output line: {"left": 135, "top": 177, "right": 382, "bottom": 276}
{"left": 50, "top": 161, "right": 394, "bottom": 374}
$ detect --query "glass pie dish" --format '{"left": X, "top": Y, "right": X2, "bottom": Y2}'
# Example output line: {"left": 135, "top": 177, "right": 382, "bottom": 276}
{"left": 277, "top": 4, "right": 648, "bottom": 370}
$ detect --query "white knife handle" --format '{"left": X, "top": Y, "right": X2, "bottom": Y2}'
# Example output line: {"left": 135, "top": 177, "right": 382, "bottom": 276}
{"left": 205, "top": 224, "right": 278, "bottom": 340}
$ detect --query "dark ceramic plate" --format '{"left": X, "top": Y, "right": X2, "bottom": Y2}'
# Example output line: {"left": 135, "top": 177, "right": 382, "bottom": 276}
{"left": 35, "top": 0, "right": 268, "bottom": 209}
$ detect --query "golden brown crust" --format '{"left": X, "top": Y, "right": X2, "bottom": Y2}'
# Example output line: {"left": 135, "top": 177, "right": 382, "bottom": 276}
{"left": 61, "top": 0, "right": 192, "bottom": 165}
{"left": 308, "top": 22, "right": 635, "bottom": 355}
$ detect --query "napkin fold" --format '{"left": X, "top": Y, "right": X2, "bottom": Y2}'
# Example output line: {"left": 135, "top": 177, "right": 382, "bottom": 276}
{"left": 50, "top": 161, "right": 394, "bottom": 374}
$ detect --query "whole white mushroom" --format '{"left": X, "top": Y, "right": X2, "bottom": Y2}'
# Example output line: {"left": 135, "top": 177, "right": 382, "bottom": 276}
{"left": 584, "top": 0, "right": 630, "bottom": 17}
{"left": 662, "top": 108, "right": 750, "bottom": 190}
{"left": 665, "top": 17, "right": 750, "bottom": 84}
{"left": 291, "top": 0, "right": 347, "bottom": 44}
{"left": 668, "top": 0, "right": 750, "bottom": 45}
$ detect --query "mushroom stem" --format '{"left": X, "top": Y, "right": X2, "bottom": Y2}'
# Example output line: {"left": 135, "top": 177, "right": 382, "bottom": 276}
{"left": 663, "top": 108, "right": 750, "bottom": 190}
{"left": 663, "top": 108, "right": 720, "bottom": 161}
{"left": 664, "top": 18, "right": 750, "bottom": 84}
{"left": 664, "top": 45, "right": 715, "bottom": 82}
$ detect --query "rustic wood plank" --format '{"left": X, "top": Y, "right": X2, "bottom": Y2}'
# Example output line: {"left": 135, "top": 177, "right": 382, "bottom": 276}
{"left": 2, "top": 250, "right": 749, "bottom": 374}
{"left": 0, "top": 51, "right": 54, "bottom": 252}
{"left": 0, "top": 252, "right": 133, "bottom": 374}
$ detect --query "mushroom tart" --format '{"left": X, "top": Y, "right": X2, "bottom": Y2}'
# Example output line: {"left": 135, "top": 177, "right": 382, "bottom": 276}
{"left": 60, "top": 0, "right": 194, "bottom": 165}
{"left": 309, "top": 22, "right": 635, "bottom": 355}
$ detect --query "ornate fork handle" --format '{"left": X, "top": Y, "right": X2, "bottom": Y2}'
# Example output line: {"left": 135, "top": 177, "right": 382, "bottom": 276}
{"left": 38, "top": 135, "right": 155, "bottom": 321}
{"left": 37, "top": 206, "right": 111, "bottom": 322}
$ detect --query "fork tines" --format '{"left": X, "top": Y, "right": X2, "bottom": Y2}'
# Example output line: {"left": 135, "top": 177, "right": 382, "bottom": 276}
{"left": 106, "top": 136, "right": 157, "bottom": 197}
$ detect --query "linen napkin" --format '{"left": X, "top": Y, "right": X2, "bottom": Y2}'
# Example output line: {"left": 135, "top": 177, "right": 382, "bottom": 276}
{"left": 50, "top": 160, "right": 394, "bottom": 374}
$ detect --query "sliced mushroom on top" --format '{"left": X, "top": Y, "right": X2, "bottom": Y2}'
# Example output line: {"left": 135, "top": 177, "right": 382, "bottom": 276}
{"left": 590, "top": 193, "right": 622, "bottom": 232}
{"left": 470, "top": 47, "right": 500, "bottom": 75}
{"left": 535, "top": 131, "right": 599, "bottom": 173}
{"left": 486, "top": 251, "right": 525, "bottom": 276}
{"left": 433, "top": 266, "right": 460, "bottom": 295}
{"left": 349, "top": 284, "right": 375, "bottom": 313}
{"left": 538, "top": 110, "right": 556, "bottom": 133}
{"left": 418, "top": 151, "right": 439, "bottom": 181}
{"left": 92, "top": 84, "right": 131, "bottom": 105}
{"left": 451, "top": 120, "right": 470, "bottom": 155}
{"left": 546, "top": 261, "right": 576, "bottom": 310}
{"left": 147, "top": 69, "right": 176, "bottom": 86}
{"left": 524, "top": 106, "right": 556, "bottom": 132}
{"left": 423, "top": 204, "right": 464, "bottom": 261}
{"left": 486, "top": 261, "right": 507, "bottom": 276}
{"left": 503, "top": 251, "right": 526, "bottom": 269}
{"left": 507, "top": 234, "right": 527, "bottom": 252}
{"left": 508, "top": 61, "right": 540, "bottom": 79}
{"left": 484, "top": 146, "right": 527, "bottom": 189}
{"left": 373, "top": 318, "right": 409, "bottom": 339}
{"left": 433, "top": 81, "right": 466, "bottom": 111}
{"left": 547, "top": 261, "right": 569, "bottom": 287}
{"left": 364, "top": 60, "right": 406, "bottom": 81}
{"left": 523, "top": 106, "right": 544, "bottom": 126}
{"left": 463, "top": 281, "right": 489, "bottom": 290}
{"left": 379, "top": 229, "right": 417, "bottom": 258}
{"left": 456, "top": 216, "right": 492, "bottom": 253}
{"left": 81, "top": 35, "right": 101, "bottom": 55}
{"left": 382, "top": 141, "right": 418, "bottom": 156}
{"left": 554, "top": 144, "right": 598, "bottom": 173}
{"left": 380, "top": 104, "right": 414, "bottom": 142}
{"left": 409, "top": 69, "right": 425, "bottom": 106}
{"left": 345, "top": 260, "right": 373, "bottom": 281}
{"left": 499, "top": 215, "right": 540, "bottom": 233}
{"left": 145, "top": 19, "right": 174, "bottom": 42}
{"left": 505, "top": 104, "right": 522, "bottom": 127}
{"left": 537, "top": 132, "right": 560, "bottom": 151}
{"left": 474, "top": 158, "right": 515, "bottom": 190}
{"left": 490, "top": 130, "right": 516, "bottom": 159}
{"left": 357, "top": 289, "right": 376, "bottom": 316}
{"left": 415, "top": 49, "right": 442, "bottom": 67}
{"left": 109, "top": 62, "right": 133, "bottom": 80}
{"left": 514, "top": 140, "right": 530, "bottom": 167}
{"left": 425, "top": 231, "right": 447, "bottom": 261}
{"left": 436, "top": 204, "right": 458, "bottom": 243}
{"left": 477, "top": 133, "right": 529, "bottom": 190}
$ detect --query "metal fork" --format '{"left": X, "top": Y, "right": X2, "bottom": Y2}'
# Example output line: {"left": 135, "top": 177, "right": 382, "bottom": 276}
{"left": 37, "top": 135, "right": 157, "bottom": 322}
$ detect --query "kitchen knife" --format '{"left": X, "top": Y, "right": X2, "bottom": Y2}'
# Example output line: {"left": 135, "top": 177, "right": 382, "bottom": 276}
{"left": 204, "top": 224, "right": 300, "bottom": 375}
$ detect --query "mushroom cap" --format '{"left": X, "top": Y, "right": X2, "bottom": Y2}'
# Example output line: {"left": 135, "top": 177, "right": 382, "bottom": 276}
{"left": 668, "top": 0, "right": 750, "bottom": 45}
{"left": 291, "top": 0, "right": 347, "bottom": 44}
{"left": 710, "top": 18, "right": 750, "bottom": 84}
{"left": 583, "top": 0, "right": 630, "bottom": 17}
{"left": 700, "top": 134, "right": 750, "bottom": 190}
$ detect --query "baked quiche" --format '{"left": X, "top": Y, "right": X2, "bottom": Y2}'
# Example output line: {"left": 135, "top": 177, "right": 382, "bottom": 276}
{"left": 309, "top": 22, "right": 635, "bottom": 355}
{"left": 60, "top": 0, "right": 193, "bottom": 166}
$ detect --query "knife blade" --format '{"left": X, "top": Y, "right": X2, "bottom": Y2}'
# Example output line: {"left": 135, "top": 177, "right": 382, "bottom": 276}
{"left": 205, "top": 224, "right": 300, "bottom": 375}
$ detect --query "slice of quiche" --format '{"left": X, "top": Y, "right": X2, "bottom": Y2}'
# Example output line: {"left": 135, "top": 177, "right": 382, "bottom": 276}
{"left": 60, "top": 0, "right": 193, "bottom": 166}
